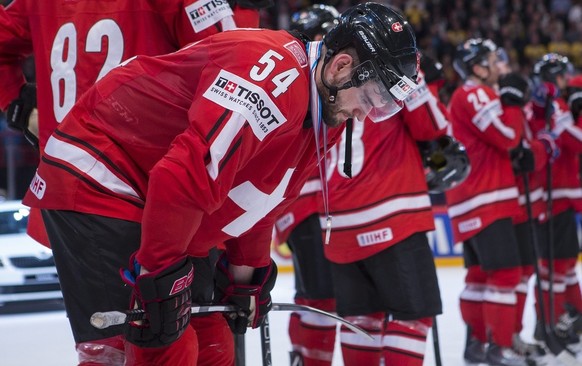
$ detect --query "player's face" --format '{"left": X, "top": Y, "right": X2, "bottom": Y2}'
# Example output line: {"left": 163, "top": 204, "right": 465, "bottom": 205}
{"left": 319, "top": 63, "right": 405, "bottom": 126}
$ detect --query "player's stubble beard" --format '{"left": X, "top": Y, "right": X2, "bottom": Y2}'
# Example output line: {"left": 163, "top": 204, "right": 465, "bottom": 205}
{"left": 316, "top": 79, "right": 349, "bottom": 128}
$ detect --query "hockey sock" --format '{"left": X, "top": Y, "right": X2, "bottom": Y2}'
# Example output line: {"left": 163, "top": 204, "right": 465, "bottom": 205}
{"left": 484, "top": 267, "right": 521, "bottom": 347}
{"left": 76, "top": 335, "right": 125, "bottom": 366}
{"left": 460, "top": 266, "right": 487, "bottom": 343}
{"left": 564, "top": 259, "right": 582, "bottom": 313}
{"left": 537, "top": 259, "right": 567, "bottom": 324}
{"left": 382, "top": 318, "right": 431, "bottom": 366}
{"left": 515, "top": 265, "right": 533, "bottom": 334}
{"left": 339, "top": 313, "right": 384, "bottom": 366}
{"left": 288, "top": 298, "right": 337, "bottom": 366}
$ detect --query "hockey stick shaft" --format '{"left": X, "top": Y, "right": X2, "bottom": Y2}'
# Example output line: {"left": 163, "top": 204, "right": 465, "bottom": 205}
{"left": 544, "top": 95, "right": 556, "bottom": 327}
{"left": 522, "top": 172, "right": 581, "bottom": 366}
{"left": 260, "top": 314, "right": 272, "bottom": 366}
{"left": 90, "top": 302, "right": 373, "bottom": 340}
{"left": 432, "top": 316, "right": 443, "bottom": 366}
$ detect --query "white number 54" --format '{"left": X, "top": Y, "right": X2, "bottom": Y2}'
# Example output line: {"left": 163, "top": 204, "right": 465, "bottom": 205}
{"left": 250, "top": 50, "right": 299, "bottom": 98}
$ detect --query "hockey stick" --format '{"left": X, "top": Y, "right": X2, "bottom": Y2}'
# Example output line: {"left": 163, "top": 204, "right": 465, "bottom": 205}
{"left": 234, "top": 333, "right": 246, "bottom": 366}
{"left": 432, "top": 316, "right": 443, "bottom": 366}
{"left": 260, "top": 314, "right": 272, "bottom": 366}
{"left": 90, "top": 302, "right": 373, "bottom": 340}
{"left": 545, "top": 95, "right": 557, "bottom": 327}
{"left": 522, "top": 171, "right": 581, "bottom": 366}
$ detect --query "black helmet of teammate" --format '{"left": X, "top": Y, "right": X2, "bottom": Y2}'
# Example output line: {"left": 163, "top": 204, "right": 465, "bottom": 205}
{"left": 453, "top": 38, "right": 497, "bottom": 80}
{"left": 533, "top": 53, "right": 574, "bottom": 84}
{"left": 290, "top": 4, "right": 340, "bottom": 39}
{"left": 323, "top": 3, "right": 419, "bottom": 97}
{"left": 419, "top": 136, "right": 471, "bottom": 193}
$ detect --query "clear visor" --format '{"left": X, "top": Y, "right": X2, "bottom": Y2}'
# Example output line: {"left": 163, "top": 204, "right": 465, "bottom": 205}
{"left": 349, "top": 60, "right": 417, "bottom": 122}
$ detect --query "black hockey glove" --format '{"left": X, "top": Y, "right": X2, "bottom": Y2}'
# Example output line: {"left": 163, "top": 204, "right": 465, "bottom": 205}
{"left": 228, "top": 0, "right": 274, "bottom": 9}
{"left": 510, "top": 142, "right": 535, "bottom": 174}
{"left": 121, "top": 254, "right": 193, "bottom": 348}
{"left": 498, "top": 72, "right": 531, "bottom": 107}
{"left": 6, "top": 83, "right": 39, "bottom": 148}
{"left": 567, "top": 86, "right": 582, "bottom": 120}
{"left": 214, "top": 253, "right": 277, "bottom": 334}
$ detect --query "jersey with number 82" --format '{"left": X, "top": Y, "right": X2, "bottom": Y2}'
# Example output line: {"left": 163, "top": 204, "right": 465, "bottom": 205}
{"left": 0, "top": 0, "right": 259, "bottom": 149}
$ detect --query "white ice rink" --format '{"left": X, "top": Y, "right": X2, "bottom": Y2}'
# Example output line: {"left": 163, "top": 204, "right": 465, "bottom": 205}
{"left": 0, "top": 266, "right": 558, "bottom": 366}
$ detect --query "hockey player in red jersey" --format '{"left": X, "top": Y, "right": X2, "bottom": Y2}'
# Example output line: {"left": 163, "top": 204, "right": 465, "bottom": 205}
{"left": 273, "top": 5, "right": 340, "bottom": 366}
{"left": 321, "top": 52, "right": 454, "bottom": 366}
{"left": 0, "top": 0, "right": 266, "bottom": 150}
{"left": 0, "top": 2, "right": 267, "bottom": 364}
{"left": 446, "top": 38, "right": 532, "bottom": 365}
{"left": 528, "top": 54, "right": 582, "bottom": 345}
{"left": 22, "top": 3, "right": 420, "bottom": 366}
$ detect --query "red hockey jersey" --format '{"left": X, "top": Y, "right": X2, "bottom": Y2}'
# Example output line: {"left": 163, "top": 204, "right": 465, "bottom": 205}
{"left": 23, "top": 31, "right": 344, "bottom": 270}
{"left": 445, "top": 81, "right": 524, "bottom": 243}
{"left": 529, "top": 98, "right": 582, "bottom": 215}
{"left": 323, "top": 73, "right": 449, "bottom": 264}
{"left": 0, "top": 0, "right": 259, "bottom": 149}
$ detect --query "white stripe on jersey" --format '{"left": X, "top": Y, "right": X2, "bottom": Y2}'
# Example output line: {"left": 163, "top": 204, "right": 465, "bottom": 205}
{"left": 320, "top": 194, "right": 431, "bottom": 229}
{"left": 206, "top": 112, "right": 246, "bottom": 180}
{"left": 518, "top": 186, "right": 544, "bottom": 206}
{"left": 299, "top": 179, "right": 322, "bottom": 196}
{"left": 546, "top": 188, "right": 582, "bottom": 201}
{"left": 448, "top": 187, "right": 518, "bottom": 218}
{"left": 44, "top": 135, "right": 141, "bottom": 199}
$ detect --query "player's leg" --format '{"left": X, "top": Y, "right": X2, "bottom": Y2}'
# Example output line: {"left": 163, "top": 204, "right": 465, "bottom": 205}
{"left": 366, "top": 233, "right": 442, "bottom": 366}
{"left": 470, "top": 219, "right": 527, "bottom": 365}
{"left": 41, "top": 210, "right": 140, "bottom": 366}
{"left": 287, "top": 214, "right": 337, "bottom": 366}
{"left": 330, "top": 261, "right": 383, "bottom": 366}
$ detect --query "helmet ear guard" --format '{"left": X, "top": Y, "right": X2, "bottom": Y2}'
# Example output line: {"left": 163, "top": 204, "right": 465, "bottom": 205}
{"left": 418, "top": 136, "right": 471, "bottom": 193}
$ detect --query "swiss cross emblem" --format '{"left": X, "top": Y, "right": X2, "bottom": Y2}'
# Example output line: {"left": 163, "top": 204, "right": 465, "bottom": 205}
{"left": 225, "top": 81, "right": 238, "bottom": 93}
{"left": 391, "top": 22, "right": 403, "bottom": 32}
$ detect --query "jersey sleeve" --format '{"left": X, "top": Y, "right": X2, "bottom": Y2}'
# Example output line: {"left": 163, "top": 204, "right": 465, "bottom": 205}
{"left": 136, "top": 35, "right": 309, "bottom": 270}
{"left": 460, "top": 86, "right": 523, "bottom": 151}
{"left": 554, "top": 110, "right": 582, "bottom": 154}
{"left": 0, "top": 1, "right": 30, "bottom": 110}
{"left": 402, "top": 73, "right": 449, "bottom": 141}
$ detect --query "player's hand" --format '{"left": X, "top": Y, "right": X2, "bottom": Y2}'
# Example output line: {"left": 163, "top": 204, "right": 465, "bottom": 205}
{"left": 498, "top": 72, "right": 531, "bottom": 107}
{"left": 536, "top": 129, "right": 560, "bottom": 163}
{"left": 213, "top": 254, "right": 277, "bottom": 334}
{"left": 510, "top": 142, "right": 535, "bottom": 173}
{"left": 121, "top": 254, "right": 193, "bottom": 348}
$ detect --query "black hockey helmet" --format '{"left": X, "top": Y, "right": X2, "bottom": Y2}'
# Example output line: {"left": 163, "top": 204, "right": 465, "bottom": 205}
{"left": 290, "top": 4, "right": 340, "bottom": 39}
{"left": 419, "top": 136, "right": 471, "bottom": 193}
{"left": 453, "top": 38, "right": 497, "bottom": 80}
{"left": 322, "top": 2, "right": 419, "bottom": 121}
{"left": 532, "top": 53, "right": 574, "bottom": 84}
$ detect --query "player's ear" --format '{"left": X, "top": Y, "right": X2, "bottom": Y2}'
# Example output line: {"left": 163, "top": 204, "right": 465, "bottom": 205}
{"left": 328, "top": 53, "right": 353, "bottom": 84}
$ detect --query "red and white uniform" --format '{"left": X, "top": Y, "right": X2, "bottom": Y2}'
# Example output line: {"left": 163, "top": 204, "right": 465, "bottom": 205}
{"left": 0, "top": 0, "right": 259, "bottom": 149}
{"left": 445, "top": 81, "right": 524, "bottom": 243}
{"left": 529, "top": 98, "right": 582, "bottom": 215}
{"left": 323, "top": 72, "right": 449, "bottom": 264}
{"left": 273, "top": 168, "right": 321, "bottom": 245}
{"left": 23, "top": 32, "right": 343, "bottom": 271}
{"left": 514, "top": 109, "right": 549, "bottom": 225}
{"left": 0, "top": 0, "right": 260, "bottom": 247}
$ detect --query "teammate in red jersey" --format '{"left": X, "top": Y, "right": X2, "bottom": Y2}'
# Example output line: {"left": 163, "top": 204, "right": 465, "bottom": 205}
{"left": 0, "top": 3, "right": 267, "bottom": 364}
{"left": 321, "top": 53, "right": 453, "bottom": 365}
{"left": 272, "top": 5, "right": 340, "bottom": 366}
{"left": 529, "top": 54, "right": 582, "bottom": 344}
{"left": 22, "top": 3, "right": 420, "bottom": 365}
{"left": 446, "top": 38, "right": 532, "bottom": 365}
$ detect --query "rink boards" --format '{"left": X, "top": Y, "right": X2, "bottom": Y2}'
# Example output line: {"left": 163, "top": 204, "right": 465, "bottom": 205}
{"left": 272, "top": 206, "right": 582, "bottom": 271}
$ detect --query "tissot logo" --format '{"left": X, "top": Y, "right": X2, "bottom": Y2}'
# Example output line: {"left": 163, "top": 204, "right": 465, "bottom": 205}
{"left": 185, "top": 0, "right": 233, "bottom": 32}
{"left": 188, "top": 0, "right": 229, "bottom": 20}
{"left": 204, "top": 70, "right": 286, "bottom": 140}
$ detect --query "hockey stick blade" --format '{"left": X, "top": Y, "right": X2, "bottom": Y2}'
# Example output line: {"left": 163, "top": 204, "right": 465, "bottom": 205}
{"left": 90, "top": 302, "right": 373, "bottom": 340}
{"left": 270, "top": 303, "right": 373, "bottom": 340}
{"left": 542, "top": 329, "right": 582, "bottom": 366}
